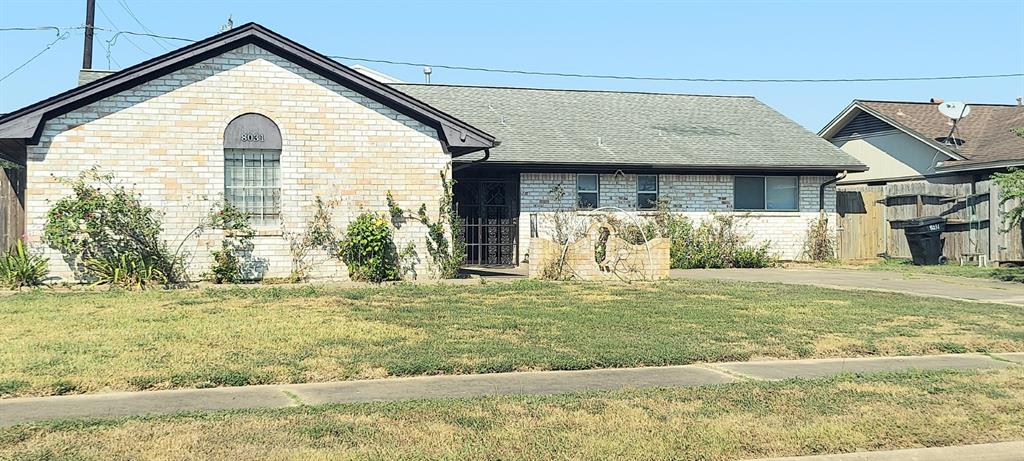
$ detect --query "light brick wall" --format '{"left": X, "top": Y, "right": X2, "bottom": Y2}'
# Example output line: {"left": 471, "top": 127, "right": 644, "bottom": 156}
{"left": 519, "top": 173, "right": 836, "bottom": 261}
{"left": 26, "top": 44, "right": 450, "bottom": 281}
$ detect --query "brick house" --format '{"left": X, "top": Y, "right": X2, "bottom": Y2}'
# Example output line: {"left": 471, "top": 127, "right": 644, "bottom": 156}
{"left": 0, "top": 24, "right": 865, "bottom": 281}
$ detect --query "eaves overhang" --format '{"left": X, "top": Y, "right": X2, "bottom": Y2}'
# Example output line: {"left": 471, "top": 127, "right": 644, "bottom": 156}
{"left": 0, "top": 23, "right": 496, "bottom": 155}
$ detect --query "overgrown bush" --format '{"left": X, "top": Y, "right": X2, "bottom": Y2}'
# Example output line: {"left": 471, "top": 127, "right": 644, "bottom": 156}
{"left": 660, "top": 210, "right": 776, "bottom": 269}
{"left": 417, "top": 170, "right": 465, "bottom": 278}
{"left": 0, "top": 240, "right": 48, "bottom": 288}
{"left": 603, "top": 215, "right": 658, "bottom": 245}
{"left": 43, "top": 168, "right": 180, "bottom": 287}
{"left": 803, "top": 214, "right": 836, "bottom": 262}
{"left": 339, "top": 212, "right": 399, "bottom": 283}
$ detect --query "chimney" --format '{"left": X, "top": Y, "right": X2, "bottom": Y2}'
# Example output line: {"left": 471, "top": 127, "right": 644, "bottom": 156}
{"left": 1017, "top": 97, "right": 1022, "bottom": 107}
{"left": 78, "top": 69, "right": 116, "bottom": 86}
{"left": 930, "top": 97, "right": 944, "bottom": 104}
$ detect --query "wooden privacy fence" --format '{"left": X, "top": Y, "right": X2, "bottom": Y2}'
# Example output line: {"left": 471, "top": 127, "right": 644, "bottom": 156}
{"left": 836, "top": 179, "right": 1023, "bottom": 264}
{"left": 0, "top": 167, "right": 26, "bottom": 251}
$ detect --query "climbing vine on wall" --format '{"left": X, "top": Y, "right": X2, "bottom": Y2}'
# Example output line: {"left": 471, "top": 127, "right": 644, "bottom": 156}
{"left": 417, "top": 169, "right": 465, "bottom": 279}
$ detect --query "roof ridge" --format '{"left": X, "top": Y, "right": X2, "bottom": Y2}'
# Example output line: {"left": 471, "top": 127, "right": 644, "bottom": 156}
{"left": 857, "top": 99, "right": 1021, "bottom": 107}
{"left": 390, "top": 82, "right": 755, "bottom": 99}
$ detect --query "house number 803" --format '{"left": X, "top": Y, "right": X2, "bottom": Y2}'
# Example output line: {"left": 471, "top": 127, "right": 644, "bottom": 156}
{"left": 240, "top": 132, "right": 265, "bottom": 143}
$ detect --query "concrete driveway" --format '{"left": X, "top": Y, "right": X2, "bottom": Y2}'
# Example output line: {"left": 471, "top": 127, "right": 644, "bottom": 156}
{"left": 671, "top": 267, "right": 1024, "bottom": 306}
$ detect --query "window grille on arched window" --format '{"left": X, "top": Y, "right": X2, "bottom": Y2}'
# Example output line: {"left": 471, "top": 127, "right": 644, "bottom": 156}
{"left": 223, "top": 113, "right": 282, "bottom": 225}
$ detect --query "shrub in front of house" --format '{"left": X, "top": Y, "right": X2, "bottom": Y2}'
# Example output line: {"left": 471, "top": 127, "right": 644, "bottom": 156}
{"left": 802, "top": 214, "right": 837, "bottom": 262}
{"left": 42, "top": 168, "right": 181, "bottom": 288}
{"left": 0, "top": 240, "right": 48, "bottom": 288}
{"left": 84, "top": 253, "right": 168, "bottom": 289}
{"left": 209, "top": 242, "right": 243, "bottom": 284}
{"left": 339, "top": 212, "right": 400, "bottom": 283}
{"left": 661, "top": 213, "right": 777, "bottom": 269}
{"left": 206, "top": 201, "right": 254, "bottom": 284}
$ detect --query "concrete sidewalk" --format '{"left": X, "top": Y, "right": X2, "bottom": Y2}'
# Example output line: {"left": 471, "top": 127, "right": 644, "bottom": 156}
{"left": 1, "top": 352, "right": 1019, "bottom": 427}
{"left": 671, "top": 267, "right": 1024, "bottom": 305}
{"left": 744, "top": 441, "right": 1024, "bottom": 461}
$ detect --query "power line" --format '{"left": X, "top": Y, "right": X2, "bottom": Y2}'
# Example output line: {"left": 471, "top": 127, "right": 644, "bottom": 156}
{"left": 97, "top": 27, "right": 194, "bottom": 43}
{"left": 0, "top": 31, "right": 71, "bottom": 83}
{"left": 97, "top": 1, "right": 154, "bottom": 57}
{"left": 0, "top": 26, "right": 62, "bottom": 34}
{"left": 115, "top": 0, "right": 171, "bottom": 51}
{"left": 1, "top": 25, "right": 1021, "bottom": 84}
{"left": 328, "top": 54, "right": 1024, "bottom": 83}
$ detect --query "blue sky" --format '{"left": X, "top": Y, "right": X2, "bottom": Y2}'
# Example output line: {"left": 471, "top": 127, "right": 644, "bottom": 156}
{"left": 1, "top": 0, "right": 1022, "bottom": 131}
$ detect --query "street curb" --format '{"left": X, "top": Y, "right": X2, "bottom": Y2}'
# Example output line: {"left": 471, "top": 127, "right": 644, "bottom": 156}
{"left": 742, "top": 441, "right": 1024, "bottom": 461}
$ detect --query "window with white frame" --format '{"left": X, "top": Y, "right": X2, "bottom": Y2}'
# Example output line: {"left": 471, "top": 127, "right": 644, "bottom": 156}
{"left": 637, "top": 174, "right": 658, "bottom": 209}
{"left": 733, "top": 176, "right": 799, "bottom": 211}
{"left": 576, "top": 174, "right": 599, "bottom": 209}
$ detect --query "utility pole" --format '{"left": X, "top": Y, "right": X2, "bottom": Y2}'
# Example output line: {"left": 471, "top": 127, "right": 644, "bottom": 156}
{"left": 82, "top": 0, "right": 96, "bottom": 69}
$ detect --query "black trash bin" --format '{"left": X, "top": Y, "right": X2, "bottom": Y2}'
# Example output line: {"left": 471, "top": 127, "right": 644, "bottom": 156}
{"left": 903, "top": 216, "right": 946, "bottom": 265}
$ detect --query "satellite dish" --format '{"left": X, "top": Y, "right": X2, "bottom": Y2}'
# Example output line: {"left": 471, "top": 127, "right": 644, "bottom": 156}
{"left": 938, "top": 101, "right": 971, "bottom": 120}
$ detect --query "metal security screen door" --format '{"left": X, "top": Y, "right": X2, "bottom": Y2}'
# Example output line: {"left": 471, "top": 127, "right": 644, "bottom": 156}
{"left": 456, "top": 178, "right": 519, "bottom": 266}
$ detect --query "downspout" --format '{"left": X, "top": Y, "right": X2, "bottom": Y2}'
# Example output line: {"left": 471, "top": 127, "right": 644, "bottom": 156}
{"left": 819, "top": 171, "right": 848, "bottom": 212}
{"left": 452, "top": 149, "right": 491, "bottom": 172}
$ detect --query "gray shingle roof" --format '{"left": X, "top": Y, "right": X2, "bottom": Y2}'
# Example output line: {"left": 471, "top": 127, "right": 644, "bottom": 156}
{"left": 392, "top": 83, "right": 865, "bottom": 171}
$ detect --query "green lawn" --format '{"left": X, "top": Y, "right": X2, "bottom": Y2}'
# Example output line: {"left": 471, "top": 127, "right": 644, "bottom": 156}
{"left": 1, "top": 279, "right": 1022, "bottom": 398}
{"left": 859, "top": 258, "right": 1024, "bottom": 282}
{"left": 2, "top": 368, "right": 1022, "bottom": 460}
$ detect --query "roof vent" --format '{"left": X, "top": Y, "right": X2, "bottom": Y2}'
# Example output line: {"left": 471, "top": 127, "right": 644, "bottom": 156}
{"left": 930, "top": 98, "right": 944, "bottom": 104}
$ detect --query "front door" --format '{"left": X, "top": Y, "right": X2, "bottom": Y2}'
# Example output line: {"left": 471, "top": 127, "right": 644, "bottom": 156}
{"left": 455, "top": 174, "right": 519, "bottom": 266}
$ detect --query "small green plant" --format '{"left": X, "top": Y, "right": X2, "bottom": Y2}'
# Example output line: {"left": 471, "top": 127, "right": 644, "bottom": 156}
{"left": 206, "top": 201, "right": 254, "bottom": 284}
{"left": 732, "top": 245, "right": 777, "bottom": 268}
{"left": 339, "top": 212, "right": 399, "bottom": 283}
{"left": 803, "top": 214, "right": 837, "bottom": 262}
{"left": 209, "top": 242, "right": 242, "bottom": 284}
{"left": 286, "top": 196, "right": 339, "bottom": 282}
{"left": 84, "top": 253, "right": 168, "bottom": 290}
{"left": 0, "top": 240, "right": 48, "bottom": 288}
{"left": 417, "top": 169, "right": 465, "bottom": 279}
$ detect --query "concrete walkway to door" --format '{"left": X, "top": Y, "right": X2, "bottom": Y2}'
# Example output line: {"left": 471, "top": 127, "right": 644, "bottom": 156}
{"left": 671, "top": 267, "right": 1024, "bottom": 305}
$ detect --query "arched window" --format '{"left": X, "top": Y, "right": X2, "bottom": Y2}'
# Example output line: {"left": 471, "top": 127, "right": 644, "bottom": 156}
{"left": 223, "top": 113, "right": 282, "bottom": 225}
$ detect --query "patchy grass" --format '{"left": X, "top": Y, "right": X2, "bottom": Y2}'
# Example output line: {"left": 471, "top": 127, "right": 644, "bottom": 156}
{"left": 1, "top": 280, "right": 1023, "bottom": 397}
{"left": 862, "top": 258, "right": 1024, "bottom": 283}
{"left": 1, "top": 368, "right": 1022, "bottom": 460}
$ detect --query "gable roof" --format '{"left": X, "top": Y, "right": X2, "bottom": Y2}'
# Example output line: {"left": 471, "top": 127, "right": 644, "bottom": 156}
{"left": 0, "top": 23, "right": 494, "bottom": 155}
{"left": 392, "top": 83, "right": 866, "bottom": 172}
{"left": 821, "top": 100, "right": 1024, "bottom": 171}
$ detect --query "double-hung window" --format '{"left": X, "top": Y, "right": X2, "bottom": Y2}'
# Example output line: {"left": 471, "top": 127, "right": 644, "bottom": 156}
{"left": 576, "top": 174, "right": 599, "bottom": 209}
{"left": 636, "top": 174, "right": 658, "bottom": 209}
{"left": 734, "top": 176, "right": 799, "bottom": 211}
